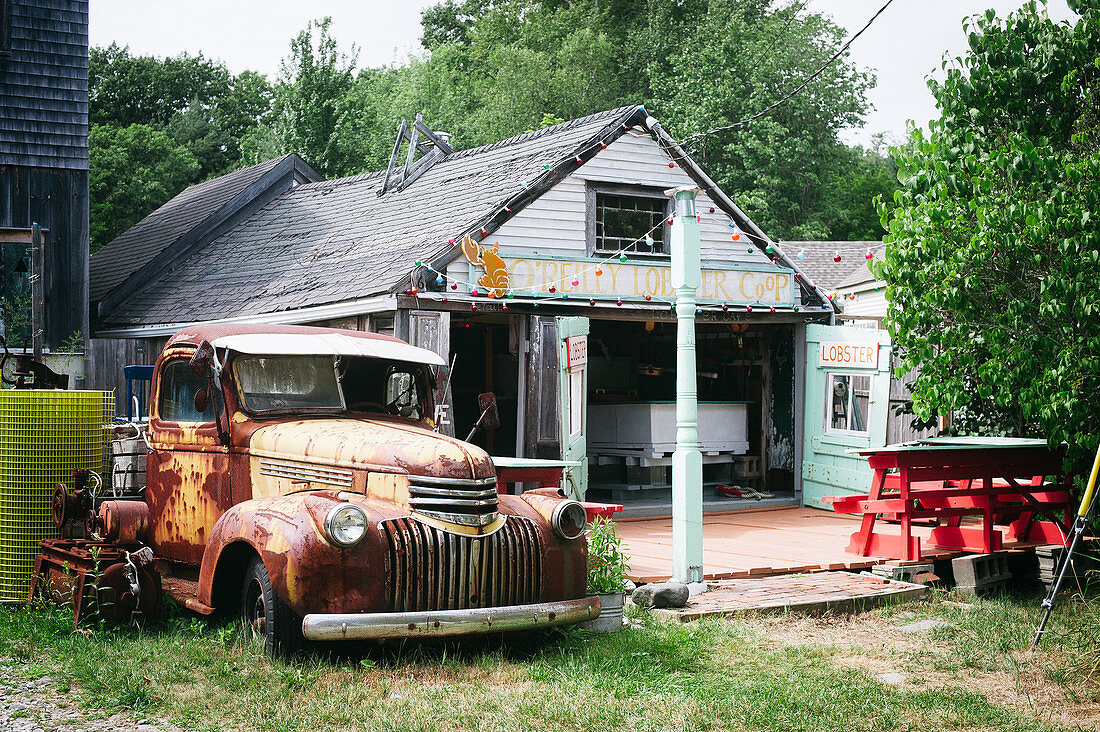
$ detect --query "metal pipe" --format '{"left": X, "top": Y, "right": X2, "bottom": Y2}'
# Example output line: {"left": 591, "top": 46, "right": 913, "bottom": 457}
{"left": 31, "top": 223, "right": 43, "bottom": 360}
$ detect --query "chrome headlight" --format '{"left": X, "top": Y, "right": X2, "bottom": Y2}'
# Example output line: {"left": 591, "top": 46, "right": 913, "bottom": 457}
{"left": 324, "top": 503, "right": 367, "bottom": 548}
{"left": 551, "top": 500, "right": 587, "bottom": 540}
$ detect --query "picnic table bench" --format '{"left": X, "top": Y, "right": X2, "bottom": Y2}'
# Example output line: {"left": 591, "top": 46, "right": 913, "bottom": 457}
{"left": 825, "top": 437, "right": 1072, "bottom": 561}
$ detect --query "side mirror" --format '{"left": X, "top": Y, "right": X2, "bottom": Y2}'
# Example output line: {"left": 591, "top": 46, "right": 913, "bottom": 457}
{"left": 194, "top": 387, "right": 209, "bottom": 414}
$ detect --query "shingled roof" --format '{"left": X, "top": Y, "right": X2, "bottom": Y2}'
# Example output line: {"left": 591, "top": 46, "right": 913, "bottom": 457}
{"left": 785, "top": 241, "right": 883, "bottom": 293}
{"left": 90, "top": 154, "right": 322, "bottom": 303}
{"left": 101, "top": 109, "right": 645, "bottom": 327}
{"left": 97, "top": 106, "right": 834, "bottom": 330}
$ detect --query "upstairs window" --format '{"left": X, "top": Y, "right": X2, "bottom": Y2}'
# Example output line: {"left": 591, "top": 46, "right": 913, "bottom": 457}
{"left": 588, "top": 184, "right": 670, "bottom": 257}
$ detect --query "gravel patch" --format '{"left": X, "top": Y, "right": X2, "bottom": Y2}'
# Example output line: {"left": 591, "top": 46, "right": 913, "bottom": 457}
{"left": 0, "top": 661, "right": 180, "bottom": 732}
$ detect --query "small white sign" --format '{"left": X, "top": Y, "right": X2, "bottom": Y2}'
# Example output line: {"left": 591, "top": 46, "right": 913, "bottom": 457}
{"left": 566, "top": 336, "right": 588, "bottom": 369}
{"left": 819, "top": 341, "right": 879, "bottom": 369}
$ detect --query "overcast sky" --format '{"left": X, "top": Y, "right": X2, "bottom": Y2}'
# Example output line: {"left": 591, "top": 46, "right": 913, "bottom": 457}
{"left": 88, "top": 0, "right": 1078, "bottom": 147}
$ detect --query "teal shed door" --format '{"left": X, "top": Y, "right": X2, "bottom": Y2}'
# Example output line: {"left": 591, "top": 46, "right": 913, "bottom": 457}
{"left": 557, "top": 316, "right": 588, "bottom": 499}
{"left": 802, "top": 324, "right": 892, "bottom": 508}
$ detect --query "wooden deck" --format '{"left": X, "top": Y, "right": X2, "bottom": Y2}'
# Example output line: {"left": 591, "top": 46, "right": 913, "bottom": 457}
{"left": 617, "top": 506, "right": 1041, "bottom": 582}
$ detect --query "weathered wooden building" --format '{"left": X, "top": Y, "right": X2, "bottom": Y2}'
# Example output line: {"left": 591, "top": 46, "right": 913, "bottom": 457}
{"left": 91, "top": 106, "right": 846, "bottom": 514}
{"left": 0, "top": 0, "right": 88, "bottom": 350}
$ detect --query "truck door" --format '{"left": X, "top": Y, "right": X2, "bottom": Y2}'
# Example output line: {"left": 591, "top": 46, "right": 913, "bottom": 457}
{"left": 801, "top": 324, "right": 891, "bottom": 508}
{"left": 145, "top": 352, "right": 232, "bottom": 564}
{"left": 557, "top": 316, "right": 589, "bottom": 500}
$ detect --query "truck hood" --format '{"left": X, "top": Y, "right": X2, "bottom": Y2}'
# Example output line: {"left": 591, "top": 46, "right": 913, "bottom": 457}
{"left": 248, "top": 418, "right": 494, "bottom": 480}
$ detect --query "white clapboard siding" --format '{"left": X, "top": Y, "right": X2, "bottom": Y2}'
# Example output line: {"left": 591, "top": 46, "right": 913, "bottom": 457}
{"left": 482, "top": 133, "right": 773, "bottom": 267}
{"left": 838, "top": 287, "right": 887, "bottom": 319}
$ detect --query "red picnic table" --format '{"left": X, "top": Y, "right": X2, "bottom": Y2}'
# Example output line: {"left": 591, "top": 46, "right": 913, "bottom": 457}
{"left": 491, "top": 457, "right": 622, "bottom": 521}
{"left": 825, "top": 437, "right": 1072, "bottom": 561}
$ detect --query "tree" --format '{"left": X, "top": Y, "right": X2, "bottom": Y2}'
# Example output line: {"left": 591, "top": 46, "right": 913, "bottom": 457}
{"left": 246, "top": 3, "right": 885, "bottom": 238}
{"left": 656, "top": 0, "right": 875, "bottom": 239}
{"left": 89, "top": 124, "right": 199, "bottom": 251}
{"left": 89, "top": 46, "right": 272, "bottom": 250}
{"left": 243, "top": 18, "right": 357, "bottom": 176}
{"left": 820, "top": 137, "right": 898, "bottom": 240}
{"left": 407, "top": 0, "right": 881, "bottom": 239}
{"left": 879, "top": 0, "right": 1100, "bottom": 475}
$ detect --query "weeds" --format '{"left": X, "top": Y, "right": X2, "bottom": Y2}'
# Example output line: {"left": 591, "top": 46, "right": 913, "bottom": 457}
{"left": 0, "top": 592, "right": 1095, "bottom": 731}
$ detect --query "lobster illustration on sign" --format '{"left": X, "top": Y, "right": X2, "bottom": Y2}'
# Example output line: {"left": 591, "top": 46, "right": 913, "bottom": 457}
{"left": 461, "top": 234, "right": 510, "bottom": 298}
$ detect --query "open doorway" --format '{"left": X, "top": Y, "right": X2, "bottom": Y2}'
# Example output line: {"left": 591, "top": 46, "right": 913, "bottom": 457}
{"left": 584, "top": 318, "right": 797, "bottom": 517}
{"left": 448, "top": 314, "right": 519, "bottom": 458}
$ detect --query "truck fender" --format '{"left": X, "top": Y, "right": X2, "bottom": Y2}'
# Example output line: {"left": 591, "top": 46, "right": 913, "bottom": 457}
{"left": 196, "top": 492, "right": 388, "bottom": 616}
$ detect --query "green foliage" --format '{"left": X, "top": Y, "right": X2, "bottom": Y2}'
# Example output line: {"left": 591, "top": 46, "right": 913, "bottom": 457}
{"left": 89, "top": 45, "right": 271, "bottom": 250}
{"left": 586, "top": 516, "right": 630, "bottom": 594}
{"left": 820, "top": 136, "right": 899, "bottom": 240}
{"left": 89, "top": 124, "right": 199, "bottom": 251}
{"left": 880, "top": 1, "right": 1100, "bottom": 477}
{"left": 1, "top": 289, "right": 31, "bottom": 346}
{"left": 241, "top": 18, "right": 357, "bottom": 177}
{"left": 656, "top": 0, "right": 877, "bottom": 240}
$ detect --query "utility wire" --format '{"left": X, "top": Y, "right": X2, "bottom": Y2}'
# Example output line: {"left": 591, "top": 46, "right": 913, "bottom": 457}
{"left": 682, "top": 0, "right": 896, "bottom": 144}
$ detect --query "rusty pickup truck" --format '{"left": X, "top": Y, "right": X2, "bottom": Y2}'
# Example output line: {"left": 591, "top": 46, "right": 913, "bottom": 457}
{"left": 36, "top": 324, "right": 597, "bottom": 654}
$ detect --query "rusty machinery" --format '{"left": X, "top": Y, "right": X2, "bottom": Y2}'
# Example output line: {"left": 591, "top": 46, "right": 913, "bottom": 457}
{"left": 29, "top": 469, "right": 161, "bottom": 626}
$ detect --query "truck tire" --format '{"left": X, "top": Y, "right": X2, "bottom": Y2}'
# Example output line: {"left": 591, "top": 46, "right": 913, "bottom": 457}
{"left": 241, "top": 556, "right": 303, "bottom": 656}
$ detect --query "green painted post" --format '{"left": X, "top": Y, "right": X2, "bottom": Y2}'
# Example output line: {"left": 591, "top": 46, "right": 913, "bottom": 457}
{"left": 668, "top": 186, "right": 703, "bottom": 583}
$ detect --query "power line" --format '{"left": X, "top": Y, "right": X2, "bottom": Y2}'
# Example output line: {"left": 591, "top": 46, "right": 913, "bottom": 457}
{"left": 682, "top": 0, "right": 896, "bottom": 145}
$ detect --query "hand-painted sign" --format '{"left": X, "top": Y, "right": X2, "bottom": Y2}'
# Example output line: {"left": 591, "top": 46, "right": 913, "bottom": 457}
{"left": 819, "top": 341, "right": 879, "bottom": 369}
{"left": 499, "top": 256, "right": 794, "bottom": 305}
{"left": 566, "top": 335, "right": 588, "bottom": 369}
{"left": 461, "top": 235, "right": 510, "bottom": 297}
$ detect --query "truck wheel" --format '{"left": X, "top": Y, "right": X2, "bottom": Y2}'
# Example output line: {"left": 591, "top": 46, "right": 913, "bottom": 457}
{"left": 241, "top": 556, "right": 303, "bottom": 656}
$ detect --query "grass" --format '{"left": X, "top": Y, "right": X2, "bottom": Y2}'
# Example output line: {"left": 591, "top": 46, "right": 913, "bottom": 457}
{"left": 1, "top": 590, "right": 1098, "bottom": 732}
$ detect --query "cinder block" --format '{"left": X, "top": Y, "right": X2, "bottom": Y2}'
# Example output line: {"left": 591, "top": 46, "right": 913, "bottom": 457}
{"left": 1035, "top": 542, "right": 1098, "bottom": 592}
{"left": 872, "top": 563, "right": 935, "bottom": 584}
{"left": 952, "top": 553, "right": 1011, "bottom": 596}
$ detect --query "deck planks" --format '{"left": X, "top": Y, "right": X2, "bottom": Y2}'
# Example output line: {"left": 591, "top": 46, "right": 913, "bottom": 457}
{"left": 616, "top": 506, "right": 1031, "bottom": 582}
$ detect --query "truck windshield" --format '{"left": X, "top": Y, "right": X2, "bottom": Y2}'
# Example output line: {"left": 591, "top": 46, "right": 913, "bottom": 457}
{"left": 234, "top": 355, "right": 345, "bottom": 414}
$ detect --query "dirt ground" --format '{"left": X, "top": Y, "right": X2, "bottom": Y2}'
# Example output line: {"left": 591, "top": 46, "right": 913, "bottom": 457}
{"left": 748, "top": 611, "right": 1100, "bottom": 731}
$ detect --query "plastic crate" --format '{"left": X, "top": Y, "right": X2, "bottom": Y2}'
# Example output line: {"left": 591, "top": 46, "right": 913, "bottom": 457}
{"left": 0, "top": 390, "right": 113, "bottom": 601}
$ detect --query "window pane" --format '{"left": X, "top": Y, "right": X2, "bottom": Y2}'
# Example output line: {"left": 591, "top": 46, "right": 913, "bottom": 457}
{"left": 569, "top": 370, "right": 584, "bottom": 440}
{"left": 235, "top": 356, "right": 343, "bottom": 413}
{"left": 850, "top": 375, "right": 871, "bottom": 432}
{"left": 594, "top": 191, "right": 667, "bottom": 253}
{"left": 827, "top": 373, "right": 872, "bottom": 434}
{"left": 385, "top": 371, "right": 422, "bottom": 419}
{"left": 159, "top": 361, "right": 216, "bottom": 423}
{"left": 828, "top": 374, "right": 852, "bottom": 431}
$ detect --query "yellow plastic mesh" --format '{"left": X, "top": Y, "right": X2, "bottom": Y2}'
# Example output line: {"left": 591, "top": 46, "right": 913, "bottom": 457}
{"left": 0, "top": 391, "right": 114, "bottom": 601}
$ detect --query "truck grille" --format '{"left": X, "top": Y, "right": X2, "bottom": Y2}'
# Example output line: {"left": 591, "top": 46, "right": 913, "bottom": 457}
{"left": 406, "top": 475, "right": 499, "bottom": 527}
{"left": 381, "top": 516, "right": 543, "bottom": 611}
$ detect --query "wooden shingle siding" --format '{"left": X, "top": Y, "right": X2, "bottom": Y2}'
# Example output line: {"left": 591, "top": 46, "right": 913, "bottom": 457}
{"left": 0, "top": 0, "right": 89, "bottom": 170}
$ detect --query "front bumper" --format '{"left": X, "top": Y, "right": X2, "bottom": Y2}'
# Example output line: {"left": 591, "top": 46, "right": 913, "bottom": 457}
{"left": 301, "top": 596, "right": 601, "bottom": 641}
